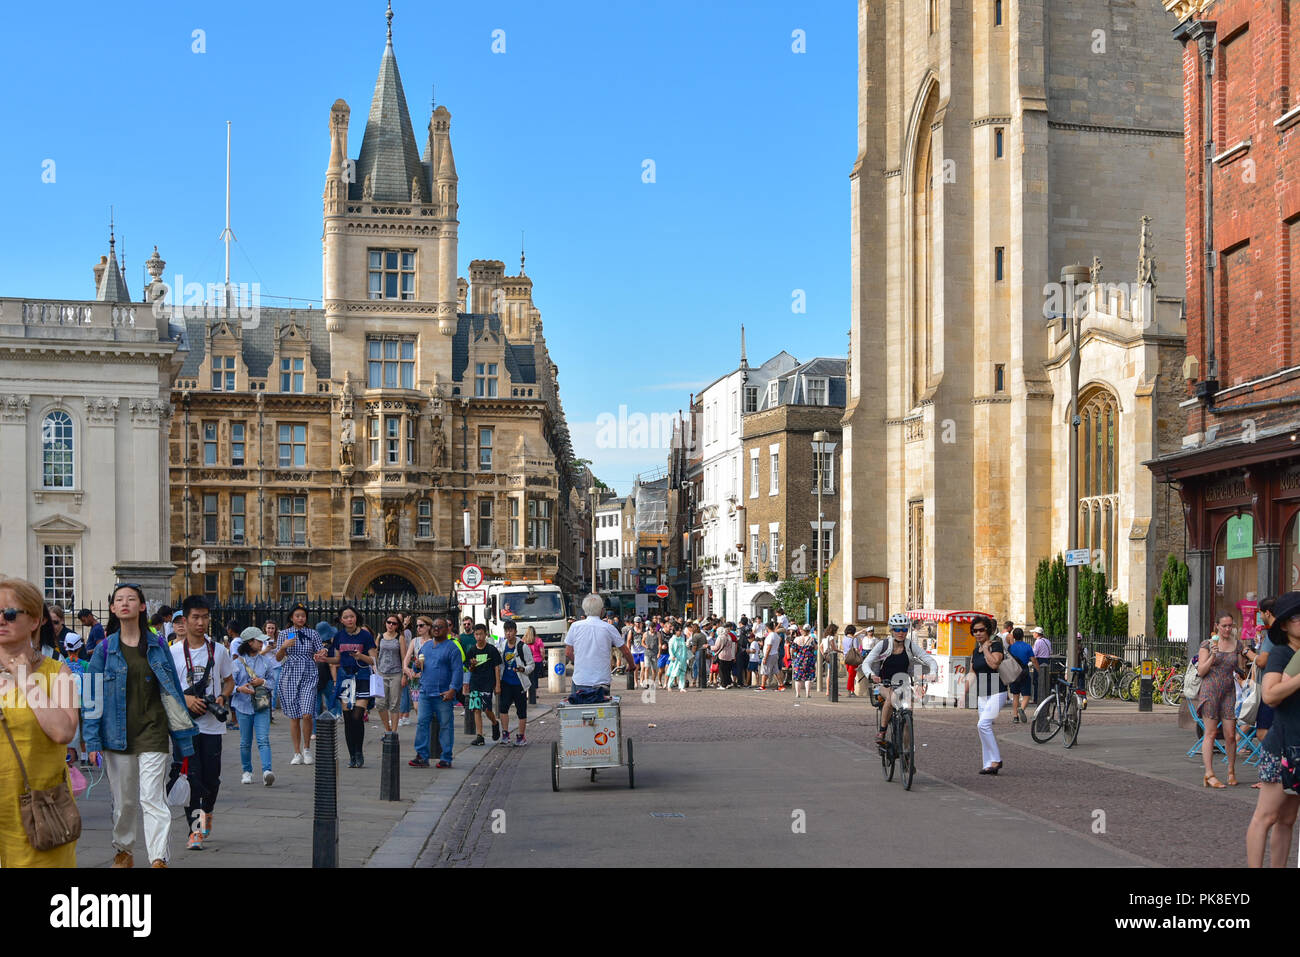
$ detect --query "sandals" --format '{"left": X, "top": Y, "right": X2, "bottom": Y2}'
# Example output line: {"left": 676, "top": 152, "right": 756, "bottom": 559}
{"left": 1226, "top": 773, "right": 1239, "bottom": 786}
{"left": 1204, "top": 774, "right": 1226, "bottom": 789}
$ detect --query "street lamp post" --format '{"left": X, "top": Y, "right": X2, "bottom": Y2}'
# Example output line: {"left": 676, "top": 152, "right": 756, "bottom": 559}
{"left": 813, "top": 430, "right": 831, "bottom": 697}
{"left": 1062, "top": 264, "right": 1089, "bottom": 692}
{"left": 259, "top": 558, "right": 276, "bottom": 601}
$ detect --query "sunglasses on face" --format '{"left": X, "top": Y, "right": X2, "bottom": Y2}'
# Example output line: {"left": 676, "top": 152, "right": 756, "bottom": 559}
{"left": 971, "top": 627, "right": 988, "bottom": 634}
{"left": 1, "top": 608, "right": 24, "bottom": 622}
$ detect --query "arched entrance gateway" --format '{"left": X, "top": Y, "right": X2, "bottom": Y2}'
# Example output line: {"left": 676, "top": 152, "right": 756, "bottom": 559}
{"left": 367, "top": 574, "right": 418, "bottom": 596}
{"left": 342, "top": 557, "right": 438, "bottom": 599}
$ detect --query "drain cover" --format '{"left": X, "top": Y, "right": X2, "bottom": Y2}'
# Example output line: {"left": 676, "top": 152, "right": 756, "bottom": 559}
{"left": 650, "top": 812, "right": 685, "bottom": 818}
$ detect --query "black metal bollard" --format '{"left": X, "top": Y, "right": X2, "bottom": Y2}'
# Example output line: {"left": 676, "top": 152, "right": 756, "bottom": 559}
{"left": 462, "top": 689, "right": 475, "bottom": 733}
{"left": 312, "top": 712, "right": 339, "bottom": 868}
{"left": 1138, "top": 659, "right": 1154, "bottom": 713}
{"left": 626, "top": 666, "right": 635, "bottom": 690}
{"left": 829, "top": 651, "right": 839, "bottom": 703}
{"left": 379, "top": 731, "right": 400, "bottom": 801}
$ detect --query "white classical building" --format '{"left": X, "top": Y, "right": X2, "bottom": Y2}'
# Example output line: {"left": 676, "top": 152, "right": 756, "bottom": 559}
{"left": 695, "top": 334, "right": 798, "bottom": 621}
{"left": 0, "top": 236, "right": 184, "bottom": 611}
{"left": 594, "top": 494, "right": 625, "bottom": 590}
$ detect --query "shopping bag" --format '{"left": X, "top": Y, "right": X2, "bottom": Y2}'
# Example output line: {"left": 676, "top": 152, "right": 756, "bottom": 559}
{"left": 369, "top": 672, "right": 385, "bottom": 699}
{"left": 167, "top": 760, "right": 191, "bottom": 807}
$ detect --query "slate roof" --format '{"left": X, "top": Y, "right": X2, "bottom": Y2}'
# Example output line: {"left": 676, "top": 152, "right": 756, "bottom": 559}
{"left": 351, "top": 36, "right": 428, "bottom": 203}
{"left": 451, "top": 313, "right": 538, "bottom": 387}
{"left": 178, "top": 307, "right": 331, "bottom": 380}
{"left": 763, "top": 357, "right": 847, "bottom": 409}
{"left": 96, "top": 251, "right": 131, "bottom": 303}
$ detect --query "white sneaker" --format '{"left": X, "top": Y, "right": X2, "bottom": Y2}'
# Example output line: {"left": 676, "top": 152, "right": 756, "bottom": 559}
{"left": 241, "top": 772, "right": 253, "bottom": 784}
{"left": 302, "top": 749, "right": 313, "bottom": 765}
{"left": 263, "top": 770, "right": 275, "bottom": 787}
{"left": 290, "top": 752, "right": 303, "bottom": 766}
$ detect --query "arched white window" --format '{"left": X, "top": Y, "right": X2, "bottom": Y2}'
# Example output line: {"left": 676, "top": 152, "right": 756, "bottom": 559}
{"left": 1077, "top": 389, "right": 1118, "bottom": 585}
{"left": 42, "top": 411, "right": 74, "bottom": 488}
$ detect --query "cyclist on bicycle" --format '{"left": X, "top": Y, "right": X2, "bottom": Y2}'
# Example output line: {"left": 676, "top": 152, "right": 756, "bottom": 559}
{"left": 866, "top": 613, "right": 937, "bottom": 744}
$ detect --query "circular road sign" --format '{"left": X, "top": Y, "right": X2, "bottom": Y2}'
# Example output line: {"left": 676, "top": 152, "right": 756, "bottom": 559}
{"left": 461, "top": 563, "right": 484, "bottom": 589}
{"left": 656, "top": 584, "right": 670, "bottom": 598}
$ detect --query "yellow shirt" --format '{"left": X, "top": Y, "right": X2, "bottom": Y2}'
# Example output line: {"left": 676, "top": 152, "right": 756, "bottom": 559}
{"left": 0, "top": 656, "right": 77, "bottom": 867}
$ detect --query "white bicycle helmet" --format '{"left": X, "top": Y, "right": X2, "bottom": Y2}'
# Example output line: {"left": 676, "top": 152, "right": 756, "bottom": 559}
{"left": 888, "top": 613, "right": 910, "bottom": 630}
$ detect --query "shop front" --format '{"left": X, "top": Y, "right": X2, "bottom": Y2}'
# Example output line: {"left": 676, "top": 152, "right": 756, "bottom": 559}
{"left": 1149, "top": 435, "right": 1300, "bottom": 654}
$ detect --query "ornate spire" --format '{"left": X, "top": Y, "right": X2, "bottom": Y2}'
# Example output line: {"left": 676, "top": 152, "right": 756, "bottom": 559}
{"left": 1089, "top": 255, "right": 1103, "bottom": 286}
{"left": 520, "top": 230, "right": 526, "bottom": 275}
{"left": 739, "top": 324, "right": 749, "bottom": 384}
{"left": 386, "top": 0, "right": 393, "bottom": 43}
{"left": 1137, "top": 215, "right": 1157, "bottom": 287}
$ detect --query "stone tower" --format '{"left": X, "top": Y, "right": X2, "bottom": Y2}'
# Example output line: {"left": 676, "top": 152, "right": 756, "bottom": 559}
{"left": 839, "top": 0, "right": 1186, "bottom": 627}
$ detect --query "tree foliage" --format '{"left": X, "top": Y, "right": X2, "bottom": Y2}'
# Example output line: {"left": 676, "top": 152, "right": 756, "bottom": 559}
{"left": 1033, "top": 554, "right": 1068, "bottom": 639}
{"left": 1152, "top": 554, "right": 1190, "bottom": 642}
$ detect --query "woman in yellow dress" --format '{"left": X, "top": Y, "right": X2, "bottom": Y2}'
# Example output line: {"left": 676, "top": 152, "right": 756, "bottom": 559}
{"left": 0, "top": 576, "right": 81, "bottom": 867}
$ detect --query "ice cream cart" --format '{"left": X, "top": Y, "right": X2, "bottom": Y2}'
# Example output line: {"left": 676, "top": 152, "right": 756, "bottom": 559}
{"left": 551, "top": 698, "right": 635, "bottom": 790}
{"left": 906, "top": 609, "right": 993, "bottom": 708}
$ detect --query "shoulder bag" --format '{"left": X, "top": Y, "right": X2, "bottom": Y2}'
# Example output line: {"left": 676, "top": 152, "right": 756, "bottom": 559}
{"left": 1236, "top": 665, "right": 1260, "bottom": 726}
{"left": 1182, "top": 657, "right": 1203, "bottom": 701}
{"left": 996, "top": 645, "right": 1023, "bottom": 686}
{"left": 843, "top": 638, "right": 863, "bottom": 668}
{"left": 0, "top": 704, "right": 82, "bottom": 852}
{"left": 250, "top": 659, "right": 272, "bottom": 713}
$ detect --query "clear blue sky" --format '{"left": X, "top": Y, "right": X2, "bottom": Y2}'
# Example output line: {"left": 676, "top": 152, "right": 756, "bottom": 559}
{"left": 1, "top": 1, "right": 856, "bottom": 494}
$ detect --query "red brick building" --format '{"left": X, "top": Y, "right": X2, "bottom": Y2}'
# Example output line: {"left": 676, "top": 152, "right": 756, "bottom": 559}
{"left": 1150, "top": 0, "right": 1300, "bottom": 645}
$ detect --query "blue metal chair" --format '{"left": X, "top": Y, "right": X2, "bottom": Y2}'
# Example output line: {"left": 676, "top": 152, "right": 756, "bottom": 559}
{"left": 1186, "top": 699, "right": 1228, "bottom": 764}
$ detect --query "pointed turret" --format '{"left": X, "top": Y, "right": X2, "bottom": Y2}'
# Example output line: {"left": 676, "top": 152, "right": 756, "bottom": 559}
{"left": 353, "top": 3, "right": 428, "bottom": 203}
{"left": 739, "top": 324, "right": 750, "bottom": 385}
{"left": 95, "top": 226, "right": 131, "bottom": 303}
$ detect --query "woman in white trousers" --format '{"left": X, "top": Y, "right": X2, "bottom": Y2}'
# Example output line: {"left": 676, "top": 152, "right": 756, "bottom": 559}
{"left": 968, "top": 615, "right": 1007, "bottom": 775}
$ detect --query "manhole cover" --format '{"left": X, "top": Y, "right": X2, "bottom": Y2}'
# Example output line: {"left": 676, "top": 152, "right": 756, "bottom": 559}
{"left": 650, "top": 812, "right": 685, "bottom": 819}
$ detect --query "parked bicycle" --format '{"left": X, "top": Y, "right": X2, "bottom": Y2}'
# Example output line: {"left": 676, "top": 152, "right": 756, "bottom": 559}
{"left": 1086, "top": 652, "right": 1139, "bottom": 701}
{"left": 1031, "top": 666, "right": 1085, "bottom": 748}
{"left": 873, "top": 674, "right": 919, "bottom": 791}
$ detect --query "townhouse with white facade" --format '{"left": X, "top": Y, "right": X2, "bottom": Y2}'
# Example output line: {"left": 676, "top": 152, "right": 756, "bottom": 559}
{"left": 694, "top": 334, "right": 798, "bottom": 621}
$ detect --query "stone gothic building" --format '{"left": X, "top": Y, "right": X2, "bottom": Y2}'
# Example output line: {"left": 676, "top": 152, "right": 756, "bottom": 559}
{"left": 166, "top": 11, "right": 586, "bottom": 603}
{"left": 838, "top": 0, "right": 1189, "bottom": 635}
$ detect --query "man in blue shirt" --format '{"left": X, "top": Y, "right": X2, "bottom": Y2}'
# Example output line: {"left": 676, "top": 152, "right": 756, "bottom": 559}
{"left": 409, "top": 617, "right": 463, "bottom": 768}
{"left": 77, "top": 609, "right": 106, "bottom": 652}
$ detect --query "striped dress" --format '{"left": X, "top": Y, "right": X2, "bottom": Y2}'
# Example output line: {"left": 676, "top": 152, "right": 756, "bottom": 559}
{"left": 276, "top": 627, "right": 323, "bottom": 719}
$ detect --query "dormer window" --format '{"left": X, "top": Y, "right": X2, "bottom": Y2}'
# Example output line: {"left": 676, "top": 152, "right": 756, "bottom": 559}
{"left": 280, "top": 357, "right": 304, "bottom": 393}
{"left": 368, "top": 249, "right": 415, "bottom": 300}
{"left": 211, "top": 354, "right": 236, "bottom": 391}
{"left": 768, "top": 381, "right": 779, "bottom": 406}
{"left": 475, "top": 363, "right": 499, "bottom": 398}
{"left": 806, "top": 377, "right": 829, "bottom": 406}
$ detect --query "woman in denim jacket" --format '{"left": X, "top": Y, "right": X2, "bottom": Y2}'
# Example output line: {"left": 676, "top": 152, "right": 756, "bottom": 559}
{"left": 83, "top": 584, "right": 196, "bottom": 868}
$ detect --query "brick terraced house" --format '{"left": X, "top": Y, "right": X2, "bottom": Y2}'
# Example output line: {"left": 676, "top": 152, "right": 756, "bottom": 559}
{"left": 1150, "top": 0, "right": 1300, "bottom": 645}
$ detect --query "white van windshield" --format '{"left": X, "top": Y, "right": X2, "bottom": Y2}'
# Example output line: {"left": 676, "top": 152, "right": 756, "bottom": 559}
{"left": 498, "top": 591, "right": 565, "bottom": 623}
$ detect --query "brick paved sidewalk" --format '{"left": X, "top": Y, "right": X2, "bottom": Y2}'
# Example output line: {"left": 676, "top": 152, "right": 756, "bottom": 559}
{"left": 72, "top": 694, "right": 558, "bottom": 868}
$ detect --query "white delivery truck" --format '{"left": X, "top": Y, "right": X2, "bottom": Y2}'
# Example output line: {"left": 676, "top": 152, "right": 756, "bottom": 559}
{"left": 469, "top": 579, "right": 569, "bottom": 646}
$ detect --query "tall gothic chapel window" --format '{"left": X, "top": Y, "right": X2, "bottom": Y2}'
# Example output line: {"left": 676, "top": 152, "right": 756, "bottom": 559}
{"left": 1078, "top": 389, "right": 1119, "bottom": 586}
{"left": 911, "top": 86, "right": 939, "bottom": 407}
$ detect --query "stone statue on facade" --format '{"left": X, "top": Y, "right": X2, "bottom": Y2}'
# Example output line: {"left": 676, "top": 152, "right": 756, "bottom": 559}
{"left": 362, "top": 173, "right": 374, "bottom": 201}
{"left": 384, "top": 505, "right": 399, "bottom": 547}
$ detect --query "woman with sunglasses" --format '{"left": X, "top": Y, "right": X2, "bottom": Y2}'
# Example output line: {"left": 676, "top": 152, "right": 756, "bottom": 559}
{"left": 967, "top": 614, "right": 1007, "bottom": 775}
{"left": 375, "top": 614, "right": 408, "bottom": 733}
{"left": 0, "top": 578, "right": 81, "bottom": 867}
{"left": 83, "top": 582, "right": 197, "bottom": 867}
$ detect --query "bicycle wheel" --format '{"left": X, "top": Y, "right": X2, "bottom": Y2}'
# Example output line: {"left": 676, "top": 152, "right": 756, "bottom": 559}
{"left": 1116, "top": 670, "right": 1136, "bottom": 701}
{"left": 1166, "top": 678, "right": 1183, "bottom": 706}
{"left": 881, "top": 719, "right": 896, "bottom": 782}
{"left": 900, "top": 711, "right": 915, "bottom": 791}
{"left": 1063, "top": 692, "right": 1082, "bottom": 748}
{"left": 1030, "top": 695, "right": 1062, "bottom": 743}
{"left": 1086, "top": 671, "right": 1110, "bottom": 700}
{"left": 1123, "top": 673, "right": 1142, "bottom": 701}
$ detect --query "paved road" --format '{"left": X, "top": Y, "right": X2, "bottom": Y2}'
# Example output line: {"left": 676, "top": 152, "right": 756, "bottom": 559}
{"left": 71, "top": 683, "right": 1283, "bottom": 867}
{"left": 415, "top": 686, "right": 1284, "bottom": 868}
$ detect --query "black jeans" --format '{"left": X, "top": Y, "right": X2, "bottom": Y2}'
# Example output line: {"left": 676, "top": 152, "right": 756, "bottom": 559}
{"left": 170, "top": 732, "right": 222, "bottom": 833}
{"left": 719, "top": 660, "right": 734, "bottom": 687}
